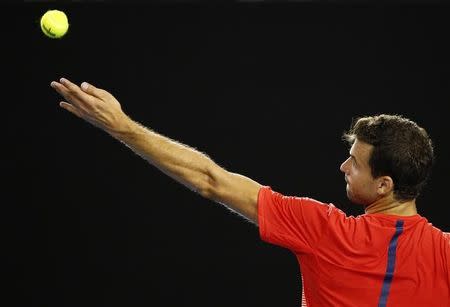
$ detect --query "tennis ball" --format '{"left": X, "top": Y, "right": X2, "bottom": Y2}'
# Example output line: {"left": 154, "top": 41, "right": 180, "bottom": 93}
{"left": 40, "top": 10, "right": 69, "bottom": 39}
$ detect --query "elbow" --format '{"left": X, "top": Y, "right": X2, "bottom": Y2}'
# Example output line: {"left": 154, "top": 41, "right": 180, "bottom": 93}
{"left": 197, "top": 173, "right": 220, "bottom": 201}
{"left": 196, "top": 163, "right": 224, "bottom": 201}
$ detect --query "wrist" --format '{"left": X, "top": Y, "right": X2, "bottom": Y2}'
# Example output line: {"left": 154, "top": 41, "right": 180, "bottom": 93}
{"left": 107, "top": 114, "right": 137, "bottom": 139}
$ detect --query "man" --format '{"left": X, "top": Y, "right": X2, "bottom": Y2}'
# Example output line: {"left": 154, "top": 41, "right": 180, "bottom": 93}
{"left": 51, "top": 78, "right": 449, "bottom": 306}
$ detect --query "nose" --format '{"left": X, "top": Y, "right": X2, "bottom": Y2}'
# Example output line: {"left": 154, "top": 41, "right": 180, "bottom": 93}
{"left": 340, "top": 158, "right": 349, "bottom": 173}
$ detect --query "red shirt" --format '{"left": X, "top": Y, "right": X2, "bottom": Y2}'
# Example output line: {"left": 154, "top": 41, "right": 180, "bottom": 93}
{"left": 257, "top": 186, "right": 450, "bottom": 307}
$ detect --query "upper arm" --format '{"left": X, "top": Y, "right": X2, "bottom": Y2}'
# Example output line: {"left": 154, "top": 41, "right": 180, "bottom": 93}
{"left": 202, "top": 165, "right": 262, "bottom": 224}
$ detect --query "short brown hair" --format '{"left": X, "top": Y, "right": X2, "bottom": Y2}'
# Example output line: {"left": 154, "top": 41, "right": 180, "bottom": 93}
{"left": 343, "top": 114, "right": 434, "bottom": 201}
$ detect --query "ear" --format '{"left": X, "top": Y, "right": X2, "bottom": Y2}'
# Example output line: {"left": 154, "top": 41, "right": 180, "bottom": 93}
{"left": 376, "top": 176, "right": 394, "bottom": 196}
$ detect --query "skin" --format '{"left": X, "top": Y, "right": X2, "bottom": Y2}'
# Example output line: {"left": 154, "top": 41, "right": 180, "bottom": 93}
{"left": 50, "top": 78, "right": 417, "bottom": 224}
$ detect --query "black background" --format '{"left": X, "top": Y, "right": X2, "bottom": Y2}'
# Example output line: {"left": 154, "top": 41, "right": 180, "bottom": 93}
{"left": 13, "top": 1, "right": 450, "bottom": 306}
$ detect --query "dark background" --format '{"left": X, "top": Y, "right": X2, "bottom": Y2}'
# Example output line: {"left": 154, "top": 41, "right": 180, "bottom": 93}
{"left": 13, "top": 1, "right": 450, "bottom": 306}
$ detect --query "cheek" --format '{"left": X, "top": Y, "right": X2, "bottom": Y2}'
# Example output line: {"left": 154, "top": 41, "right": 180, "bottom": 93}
{"left": 347, "top": 170, "right": 368, "bottom": 188}
{"left": 352, "top": 175, "right": 376, "bottom": 195}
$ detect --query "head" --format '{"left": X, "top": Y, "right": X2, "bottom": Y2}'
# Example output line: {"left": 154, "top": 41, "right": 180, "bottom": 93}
{"left": 340, "top": 114, "right": 434, "bottom": 206}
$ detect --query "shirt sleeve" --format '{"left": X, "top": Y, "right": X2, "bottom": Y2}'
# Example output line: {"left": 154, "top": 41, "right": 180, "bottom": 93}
{"left": 257, "top": 186, "right": 336, "bottom": 254}
{"left": 444, "top": 232, "right": 450, "bottom": 283}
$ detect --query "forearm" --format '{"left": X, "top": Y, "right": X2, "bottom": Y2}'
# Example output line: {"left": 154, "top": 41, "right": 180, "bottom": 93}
{"left": 109, "top": 117, "right": 216, "bottom": 195}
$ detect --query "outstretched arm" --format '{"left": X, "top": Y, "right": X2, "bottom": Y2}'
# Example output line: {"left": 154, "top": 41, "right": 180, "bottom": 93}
{"left": 51, "top": 78, "right": 262, "bottom": 223}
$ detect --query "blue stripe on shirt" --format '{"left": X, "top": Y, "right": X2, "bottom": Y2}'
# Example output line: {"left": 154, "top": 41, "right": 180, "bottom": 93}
{"left": 378, "top": 219, "right": 404, "bottom": 307}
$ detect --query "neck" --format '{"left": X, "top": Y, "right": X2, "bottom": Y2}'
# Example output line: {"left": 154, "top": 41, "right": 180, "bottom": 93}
{"left": 364, "top": 197, "right": 417, "bottom": 216}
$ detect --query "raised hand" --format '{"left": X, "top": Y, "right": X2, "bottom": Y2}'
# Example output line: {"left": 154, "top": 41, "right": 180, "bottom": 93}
{"left": 50, "top": 78, "right": 130, "bottom": 134}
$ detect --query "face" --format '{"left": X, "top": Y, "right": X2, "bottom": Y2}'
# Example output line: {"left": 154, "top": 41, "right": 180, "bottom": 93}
{"left": 340, "top": 139, "right": 380, "bottom": 205}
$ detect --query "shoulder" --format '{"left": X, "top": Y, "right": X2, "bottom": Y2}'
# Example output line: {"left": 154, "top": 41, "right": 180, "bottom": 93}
{"left": 258, "top": 186, "right": 346, "bottom": 218}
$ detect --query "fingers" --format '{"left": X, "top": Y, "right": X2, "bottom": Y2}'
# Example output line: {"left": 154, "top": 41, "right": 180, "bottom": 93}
{"left": 51, "top": 78, "right": 109, "bottom": 105}
{"left": 51, "top": 78, "right": 95, "bottom": 108}
{"left": 80, "top": 81, "right": 109, "bottom": 100}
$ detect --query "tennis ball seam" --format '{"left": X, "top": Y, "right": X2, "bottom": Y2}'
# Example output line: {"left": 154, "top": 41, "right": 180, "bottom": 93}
{"left": 41, "top": 23, "right": 57, "bottom": 38}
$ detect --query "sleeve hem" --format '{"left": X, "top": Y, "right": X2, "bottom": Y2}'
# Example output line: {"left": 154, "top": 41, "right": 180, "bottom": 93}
{"left": 257, "top": 186, "right": 271, "bottom": 241}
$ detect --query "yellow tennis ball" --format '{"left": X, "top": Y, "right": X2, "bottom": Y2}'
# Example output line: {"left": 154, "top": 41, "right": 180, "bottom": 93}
{"left": 40, "top": 10, "right": 69, "bottom": 39}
